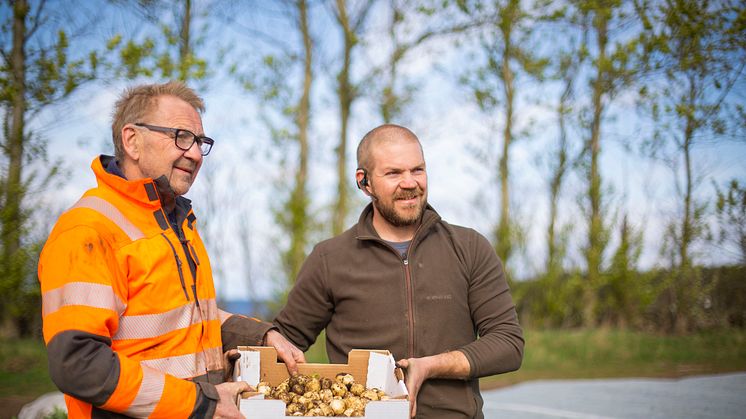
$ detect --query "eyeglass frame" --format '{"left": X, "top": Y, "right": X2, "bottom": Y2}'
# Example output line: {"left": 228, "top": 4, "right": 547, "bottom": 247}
{"left": 134, "top": 123, "right": 215, "bottom": 156}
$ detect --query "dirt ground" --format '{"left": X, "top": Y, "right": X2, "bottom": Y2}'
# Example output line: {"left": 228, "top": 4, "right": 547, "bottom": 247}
{"left": 1, "top": 395, "right": 35, "bottom": 419}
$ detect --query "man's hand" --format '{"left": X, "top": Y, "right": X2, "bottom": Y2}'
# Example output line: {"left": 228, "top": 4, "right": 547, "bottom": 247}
{"left": 396, "top": 358, "right": 431, "bottom": 418}
{"left": 214, "top": 381, "right": 252, "bottom": 419}
{"left": 264, "top": 329, "right": 306, "bottom": 375}
{"left": 223, "top": 349, "right": 241, "bottom": 382}
{"left": 397, "top": 351, "right": 470, "bottom": 418}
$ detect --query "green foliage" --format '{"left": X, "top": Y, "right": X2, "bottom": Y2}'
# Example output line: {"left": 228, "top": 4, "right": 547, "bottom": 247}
{"left": 482, "top": 327, "right": 746, "bottom": 387}
{"left": 230, "top": 3, "right": 316, "bottom": 293}
{"left": 514, "top": 270, "right": 585, "bottom": 328}
{"left": 44, "top": 407, "right": 68, "bottom": 419}
{"left": 459, "top": 0, "right": 549, "bottom": 266}
{"left": 714, "top": 179, "right": 746, "bottom": 264}
{"left": 0, "top": 338, "right": 56, "bottom": 397}
{"left": 598, "top": 216, "right": 651, "bottom": 328}
{"left": 0, "top": 1, "right": 104, "bottom": 337}
{"left": 304, "top": 330, "right": 329, "bottom": 364}
{"left": 635, "top": 0, "right": 743, "bottom": 332}
{"left": 515, "top": 262, "right": 744, "bottom": 332}
{"left": 106, "top": 2, "right": 210, "bottom": 83}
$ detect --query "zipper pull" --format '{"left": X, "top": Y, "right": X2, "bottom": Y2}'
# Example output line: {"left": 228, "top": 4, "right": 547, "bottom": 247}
{"left": 403, "top": 253, "right": 409, "bottom": 265}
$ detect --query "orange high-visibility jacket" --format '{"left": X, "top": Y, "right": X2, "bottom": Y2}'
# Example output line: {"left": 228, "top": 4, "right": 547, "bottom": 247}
{"left": 39, "top": 156, "right": 271, "bottom": 418}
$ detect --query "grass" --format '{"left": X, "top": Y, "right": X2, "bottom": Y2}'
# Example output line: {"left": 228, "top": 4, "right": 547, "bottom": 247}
{"left": 2, "top": 328, "right": 745, "bottom": 399}
{"left": 480, "top": 328, "right": 746, "bottom": 389}
{"left": 0, "top": 338, "right": 56, "bottom": 398}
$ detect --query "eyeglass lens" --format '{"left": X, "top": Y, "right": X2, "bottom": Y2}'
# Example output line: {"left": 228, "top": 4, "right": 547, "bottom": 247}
{"left": 175, "top": 129, "right": 212, "bottom": 156}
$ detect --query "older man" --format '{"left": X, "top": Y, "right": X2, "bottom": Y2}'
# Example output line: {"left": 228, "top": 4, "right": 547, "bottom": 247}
{"left": 39, "top": 81, "right": 304, "bottom": 418}
{"left": 274, "top": 124, "right": 524, "bottom": 418}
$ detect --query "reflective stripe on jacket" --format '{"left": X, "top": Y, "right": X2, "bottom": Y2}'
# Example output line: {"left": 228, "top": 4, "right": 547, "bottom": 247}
{"left": 39, "top": 156, "right": 224, "bottom": 418}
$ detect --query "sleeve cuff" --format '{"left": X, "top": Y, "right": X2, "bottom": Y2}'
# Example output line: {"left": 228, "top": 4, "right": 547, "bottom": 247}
{"left": 191, "top": 381, "right": 219, "bottom": 419}
{"left": 456, "top": 348, "right": 477, "bottom": 379}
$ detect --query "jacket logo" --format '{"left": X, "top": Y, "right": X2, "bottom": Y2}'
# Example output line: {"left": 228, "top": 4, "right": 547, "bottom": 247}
{"left": 425, "top": 294, "right": 452, "bottom": 301}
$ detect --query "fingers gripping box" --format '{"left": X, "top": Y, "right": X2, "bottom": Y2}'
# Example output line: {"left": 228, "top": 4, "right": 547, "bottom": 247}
{"left": 233, "top": 346, "right": 409, "bottom": 418}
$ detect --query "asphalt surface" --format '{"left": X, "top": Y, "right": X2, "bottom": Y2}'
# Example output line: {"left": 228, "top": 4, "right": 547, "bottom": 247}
{"left": 16, "top": 372, "right": 746, "bottom": 418}
{"left": 481, "top": 372, "right": 746, "bottom": 419}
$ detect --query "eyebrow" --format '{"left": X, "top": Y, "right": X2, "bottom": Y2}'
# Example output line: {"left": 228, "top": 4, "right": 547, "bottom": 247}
{"left": 378, "top": 163, "right": 426, "bottom": 172}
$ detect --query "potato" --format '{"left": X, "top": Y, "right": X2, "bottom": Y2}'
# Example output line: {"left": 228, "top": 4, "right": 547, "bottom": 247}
{"left": 263, "top": 372, "right": 386, "bottom": 416}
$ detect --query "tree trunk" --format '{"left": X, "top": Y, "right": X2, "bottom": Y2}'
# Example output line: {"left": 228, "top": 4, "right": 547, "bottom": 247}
{"left": 547, "top": 73, "right": 572, "bottom": 274}
{"left": 332, "top": 0, "right": 354, "bottom": 236}
{"left": 496, "top": 25, "right": 514, "bottom": 265}
{"left": 680, "top": 76, "right": 696, "bottom": 271}
{"left": 381, "top": 1, "right": 401, "bottom": 123}
{"left": 585, "top": 10, "right": 608, "bottom": 328}
{"left": 178, "top": 0, "right": 192, "bottom": 81}
{"left": 1, "top": 0, "right": 28, "bottom": 338}
{"left": 673, "top": 75, "right": 697, "bottom": 333}
{"left": 288, "top": 0, "right": 313, "bottom": 283}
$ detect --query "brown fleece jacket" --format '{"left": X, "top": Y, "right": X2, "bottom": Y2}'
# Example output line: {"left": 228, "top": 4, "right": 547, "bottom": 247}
{"left": 274, "top": 204, "right": 524, "bottom": 418}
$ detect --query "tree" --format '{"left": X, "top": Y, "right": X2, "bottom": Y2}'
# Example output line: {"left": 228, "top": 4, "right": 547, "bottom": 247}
{"left": 459, "top": 0, "right": 548, "bottom": 266}
{"left": 374, "top": 0, "right": 479, "bottom": 123}
{"left": 638, "top": 0, "right": 744, "bottom": 331}
{"left": 601, "top": 214, "right": 645, "bottom": 327}
{"left": 0, "top": 0, "right": 101, "bottom": 336}
{"left": 278, "top": 0, "right": 315, "bottom": 285}
{"left": 229, "top": 0, "right": 317, "bottom": 289}
{"left": 571, "top": 0, "right": 641, "bottom": 327}
{"left": 108, "top": 0, "right": 209, "bottom": 82}
{"left": 546, "top": 35, "right": 582, "bottom": 279}
{"left": 330, "top": 0, "right": 376, "bottom": 236}
{"left": 714, "top": 179, "right": 746, "bottom": 265}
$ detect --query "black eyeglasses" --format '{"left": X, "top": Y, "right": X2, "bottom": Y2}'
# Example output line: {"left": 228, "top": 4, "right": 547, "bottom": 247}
{"left": 135, "top": 123, "right": 215, "bottom": 156}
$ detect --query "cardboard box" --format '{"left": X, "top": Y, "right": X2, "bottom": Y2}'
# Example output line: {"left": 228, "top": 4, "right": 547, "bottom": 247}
{"left": 234, "top": 346, "right": 409, "bottom": 418}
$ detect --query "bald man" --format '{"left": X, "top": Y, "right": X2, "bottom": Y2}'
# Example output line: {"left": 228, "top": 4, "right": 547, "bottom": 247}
{"left": 274, "top": 124, "right": 524, "bottom": 418}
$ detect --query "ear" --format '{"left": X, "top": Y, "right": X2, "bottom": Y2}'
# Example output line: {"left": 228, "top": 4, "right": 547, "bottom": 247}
{"left": 355, "top": 169, "right": 366, "bottom": 190}
{"left": 121, "top": 124, "right": 142, "bottom": 161}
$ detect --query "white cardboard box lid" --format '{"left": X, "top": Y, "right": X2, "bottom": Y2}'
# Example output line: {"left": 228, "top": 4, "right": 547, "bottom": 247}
{"left": 234, "top": 349, "right": 261, "bottom": 385}
{"left": 366, "top": 352, "right": 407, "bottom": 398}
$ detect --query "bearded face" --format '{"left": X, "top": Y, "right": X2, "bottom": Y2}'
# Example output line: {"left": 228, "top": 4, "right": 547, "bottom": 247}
{"left": 364, "top": 138, "right": 428, "bottom": 230}
{"left": 372, "top": 184, "right": 426, "bottom": 227}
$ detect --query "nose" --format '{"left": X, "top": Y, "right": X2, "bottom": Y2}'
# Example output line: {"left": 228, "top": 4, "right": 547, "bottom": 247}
{"left": 399, "top": 172, "right": 418, "bottom": 188}
{"left": 183, "top": 140, "right": 204, "bottom": 161}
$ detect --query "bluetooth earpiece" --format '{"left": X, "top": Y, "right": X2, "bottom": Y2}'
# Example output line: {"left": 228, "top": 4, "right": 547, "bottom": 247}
{"left": 356, "top": 168, "right": 378, "bottom": 200}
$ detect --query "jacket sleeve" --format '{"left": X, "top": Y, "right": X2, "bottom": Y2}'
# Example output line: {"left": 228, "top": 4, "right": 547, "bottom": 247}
{"left": 457, "top": 230, "right": 524, "bottom": 378}
{"left": 39, "top": 224, "right": 214, "bottom": 418}
{"left": 272, "top": 245, "right": 334, "bottom": 351}
{"left": 220, "top": 313, "right": 276, "bottom": 352}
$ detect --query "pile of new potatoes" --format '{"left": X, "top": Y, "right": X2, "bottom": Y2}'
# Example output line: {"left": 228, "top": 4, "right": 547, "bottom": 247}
{"left": 257, "top": 372, "right": 390, "bottom": 416}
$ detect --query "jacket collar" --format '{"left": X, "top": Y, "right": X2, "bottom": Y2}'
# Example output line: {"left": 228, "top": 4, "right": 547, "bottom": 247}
{"left": 355, "top": 202, "right": 441, "bottom": 241}
{"left": 93, "top": 155, "right": 191, "bottom": 215}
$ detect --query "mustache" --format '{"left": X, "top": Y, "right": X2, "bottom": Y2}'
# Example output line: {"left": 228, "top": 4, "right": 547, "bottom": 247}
{"left": 394, "top": 188, "right": 423, "bottom": 200}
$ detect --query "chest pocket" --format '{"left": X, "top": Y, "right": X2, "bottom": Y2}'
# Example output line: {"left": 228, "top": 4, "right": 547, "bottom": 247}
{"left": 121, "top": 232, "right": 193, "bottom": 307}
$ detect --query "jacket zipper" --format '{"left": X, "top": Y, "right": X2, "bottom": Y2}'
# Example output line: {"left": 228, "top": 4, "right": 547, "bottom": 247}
{"left": 357, "top": 208, "right": 436, "bottom": 360}
{"left": 402, "top": 254, "right": 415, "bottom": 359}
{"left": 152, "top": 186, "right": 209, "bottom": 377}
{"left": 370, "top": 234, "right": 422, "bottom": 360}
{"left": 164, "top": 207, "right": 200, "bottom": 308}
{"left": 161, "top": 233, "right": 190, "bottom": 301}
{"left": 166, "top": 212, "right": 209, "bottom": 376}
